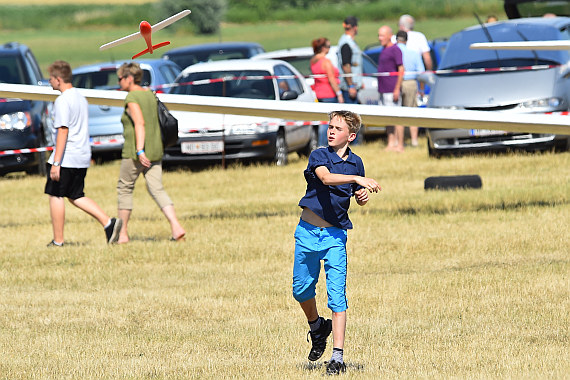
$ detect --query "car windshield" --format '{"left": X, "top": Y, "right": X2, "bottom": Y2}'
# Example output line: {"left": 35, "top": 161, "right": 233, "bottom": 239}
{"left": 167, "top": 49, "right": 254, "bottom": 70}
{"left": 171, "top": 70, "right": 275, "bottom": 100}
{"left": 73, "top": 69, "right": 152, "bottom": 90}
{"left": 0, "top": 56, "right": 26, "bottom": 84}
{"left": 439, "top": 22, "right": 568, "bottom": 71}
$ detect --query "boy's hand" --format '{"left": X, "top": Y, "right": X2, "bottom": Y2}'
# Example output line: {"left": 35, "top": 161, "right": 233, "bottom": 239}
{"left": 356, "top": 177, "right": 381, "bottom": 193}
{"left": 355, "top": 188, "right": 369, "bottom": 204}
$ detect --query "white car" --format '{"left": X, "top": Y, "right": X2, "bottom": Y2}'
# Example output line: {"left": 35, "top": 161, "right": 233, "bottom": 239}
{"left": 253, "top": 46, "right": 380, "bottom": 105}
{"left": 253, "top": 46, "right": 384, "bottom": 135}
{"left": 165, "top": 59, "right": 320, "bottom": 166}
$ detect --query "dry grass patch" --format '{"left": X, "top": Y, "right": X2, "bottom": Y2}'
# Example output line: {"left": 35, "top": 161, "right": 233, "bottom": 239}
{"left": 0, "top": 139, "right": 568, "bottom": 378}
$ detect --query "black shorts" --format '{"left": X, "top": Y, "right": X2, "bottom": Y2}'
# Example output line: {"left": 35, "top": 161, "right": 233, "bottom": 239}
{"left": 44, "top": 164, "right": 87, "bottom": 200}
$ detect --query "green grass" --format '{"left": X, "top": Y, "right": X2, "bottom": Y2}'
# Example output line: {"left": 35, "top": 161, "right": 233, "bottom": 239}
{"left": 1, "top": 139, "right": 569, "bottom": 378}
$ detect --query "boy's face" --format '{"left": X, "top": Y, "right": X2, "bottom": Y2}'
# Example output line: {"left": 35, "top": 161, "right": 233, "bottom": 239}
{"left": 328, "top": 116, "right": 356, "bottom": 148}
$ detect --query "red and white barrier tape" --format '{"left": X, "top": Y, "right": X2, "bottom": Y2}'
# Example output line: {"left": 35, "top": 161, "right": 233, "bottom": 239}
{"left": 0, "top": 146, "right": 53, "bottom": 156}
{"left": 154, "top": 64, "right": 560, "bottom": 90}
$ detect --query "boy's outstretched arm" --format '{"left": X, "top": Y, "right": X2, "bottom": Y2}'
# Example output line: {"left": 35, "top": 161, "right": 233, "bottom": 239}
{"left": 315, "top": 166, "right": 381, "bottom": 193}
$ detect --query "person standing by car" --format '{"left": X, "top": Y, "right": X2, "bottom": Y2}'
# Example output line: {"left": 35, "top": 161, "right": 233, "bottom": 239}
{"left": 396, "top": 30, "right": 425, "bottom": 147}
{"left": 44, "top": 60, "right": 122, "bottom": 246}
{"left": 377, "top": 25, "right": 404, "bottom": 152}
{"left": 116, "top": 62, "right": 185, "bottom": 243}
{"left": 311, "top": 37, "right": 344, "bottom": 146}
{"left": 337, "top": 16, "right": 362, "bottom": 105}
{"left": 394, "top": 14, "right": 433, "bottom": 72}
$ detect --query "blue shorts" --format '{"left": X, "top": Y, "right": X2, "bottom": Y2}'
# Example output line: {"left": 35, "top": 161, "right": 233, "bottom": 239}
{"left": 292, "top": 219, "right": 348, "bottom": 312}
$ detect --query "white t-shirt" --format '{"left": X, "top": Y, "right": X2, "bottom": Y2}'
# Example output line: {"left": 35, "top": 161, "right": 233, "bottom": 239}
{"left": 391, "top": 30, "right": 431, "bottom": 54}
{"left": 49, "top": 87, "right": 91, "bottom": 168}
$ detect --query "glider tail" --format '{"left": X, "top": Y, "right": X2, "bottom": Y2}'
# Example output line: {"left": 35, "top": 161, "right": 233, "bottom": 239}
{"left": 131, "top": 41, "right": 171, "bottom": 59}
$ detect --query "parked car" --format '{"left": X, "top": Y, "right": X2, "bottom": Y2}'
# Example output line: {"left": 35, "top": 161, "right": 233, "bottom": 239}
{"left": 253, "top": 46, "right": 379, "bottom": 105}
{"left": 0, "top": 42, "right": 51, "bottom": 176}
{"left": 72, "top": 59, "right": 181, "bottom": 159}
{"left": 165, "top": 59, "right": 319, "bottom": 166}
{"left": 253, "top": 46, "right": 383, "bottom": 136}
{"left": 422, "top": 17, "right": 570, "bottom": 157}
{"left": 162, "top": 42, "right": 265, "bottom": 71}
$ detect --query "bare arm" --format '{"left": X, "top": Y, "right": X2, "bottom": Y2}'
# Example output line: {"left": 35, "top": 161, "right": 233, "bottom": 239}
{"left": 422, "top": 51, "right": 433, "bottom": 71}
{"left": 393, "top": 64, "right": 404, "bottom": 102}
{"left": 315, "top": 166, "right": 381, "bottom": 193}
{"left": 50, "top": 126, "right": 68, "bottom": 181}
{"left": 323, "top": 59, "right": 344, "bottom": 103}
{"left": 127, "top": 101, "right": 151, "bottom": 168}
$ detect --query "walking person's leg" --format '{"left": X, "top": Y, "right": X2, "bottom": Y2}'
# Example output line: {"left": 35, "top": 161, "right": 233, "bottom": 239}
{"left": 143, "top": 162, "right": 185, "bottom": 240}
{"left": 117, "top": 158, "right": 140, "bottom": 244}
{"left": 49, "top": 196, "right": 65, "bottom": 245}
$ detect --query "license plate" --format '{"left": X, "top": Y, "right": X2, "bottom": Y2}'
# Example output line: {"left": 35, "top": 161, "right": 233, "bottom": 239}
{"left": 181, "top": 140, "right": 224, "bottom": 154}
{"left": 90, "top": 134, "right": 124, "bottom": 145}
{"left": 469, "top": 129, "right": 507, "bottom": 137}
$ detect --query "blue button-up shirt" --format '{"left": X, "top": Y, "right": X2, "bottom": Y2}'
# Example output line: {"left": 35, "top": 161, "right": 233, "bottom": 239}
{"left": 397, "top": 42, "right": 425, "bottom": 81}
{"left": 298, "top": 147, "right": 365, "bottom": 229}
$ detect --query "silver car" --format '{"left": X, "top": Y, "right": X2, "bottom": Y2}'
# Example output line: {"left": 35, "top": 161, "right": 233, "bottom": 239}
{"left": 423, "top": 17, "right": 570, "bottom": 157}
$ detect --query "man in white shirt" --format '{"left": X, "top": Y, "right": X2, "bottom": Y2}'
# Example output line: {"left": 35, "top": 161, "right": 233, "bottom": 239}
{"left": 395, "top": 14, "right": 433, "bottom": 72}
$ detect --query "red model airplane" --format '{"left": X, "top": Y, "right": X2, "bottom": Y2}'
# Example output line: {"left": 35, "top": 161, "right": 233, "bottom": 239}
{"left": 99, "top": 10, "right": 191, "bottom": 59}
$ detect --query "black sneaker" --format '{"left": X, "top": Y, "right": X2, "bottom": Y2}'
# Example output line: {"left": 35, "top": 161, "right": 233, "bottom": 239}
{"left": 326, "top": 360, "right": 346, "bottom": 375}
{"left": 47, "top": 240, "right": 64, "bottom": 247}
{"left": 307, "top": 317, "right": 332, "bottom": 361}
{"left": 104, "top": 218, "right": 122, "bottom": 244}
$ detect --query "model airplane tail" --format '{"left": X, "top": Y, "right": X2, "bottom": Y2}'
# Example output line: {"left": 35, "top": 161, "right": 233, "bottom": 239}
{"left": 132, "top": 41, "right": 171, "bottom": 59}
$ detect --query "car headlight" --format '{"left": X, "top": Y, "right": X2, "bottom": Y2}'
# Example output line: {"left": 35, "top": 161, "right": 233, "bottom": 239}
{"left": 228, "top": 123, "right": 270, "bottom": 135}
{"left": 0, "top": 111, "right": 32, "bottom": 130}
{"left": 519, "top": 97, "right": 562, "bottom": 109}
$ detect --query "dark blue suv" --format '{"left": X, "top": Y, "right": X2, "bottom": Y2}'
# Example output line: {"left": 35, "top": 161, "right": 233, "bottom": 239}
{"left": 0, "top": 42, "right": 51, "bottom": 176}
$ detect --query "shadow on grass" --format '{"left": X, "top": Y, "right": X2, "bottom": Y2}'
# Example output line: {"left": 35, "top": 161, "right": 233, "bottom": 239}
{"left": 299, "top": 361, "right": 365, "bottom": 373}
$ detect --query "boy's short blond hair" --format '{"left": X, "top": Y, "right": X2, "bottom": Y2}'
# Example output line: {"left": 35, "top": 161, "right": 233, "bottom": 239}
{"left": 117, "top": 62, "right": 143, "bottom": 85}
{"left": 329, "top": 110, "right": 362, "bottom": 135}
{"left": 48, "top": 60, "right": 72, "bottom": 83}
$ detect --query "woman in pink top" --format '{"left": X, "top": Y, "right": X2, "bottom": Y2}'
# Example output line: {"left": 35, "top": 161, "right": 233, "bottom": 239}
{"left": 310, "top": 38, "right": 344, "bottom": 104}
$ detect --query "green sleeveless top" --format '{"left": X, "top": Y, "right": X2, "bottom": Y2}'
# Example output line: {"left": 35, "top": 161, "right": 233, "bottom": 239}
{"left": 121, "top": 89, "right": 163, "bottom": 161}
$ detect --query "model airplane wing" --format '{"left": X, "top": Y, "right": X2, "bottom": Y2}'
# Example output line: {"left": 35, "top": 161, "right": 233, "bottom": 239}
{"left": 100, "top": 31, "right": 142, "bottom": 51}
{"left": 151, "top": 9, "right": 191, "bottom": 33}
{"left": 99, "top": 9, "right": 191, "bottom": 51}
{"left": 470, "top": 41, "right": 570, "bottom": 50}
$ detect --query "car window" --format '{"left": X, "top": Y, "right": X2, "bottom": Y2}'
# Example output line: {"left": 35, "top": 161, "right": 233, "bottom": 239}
{"left": 159, "top": 65, "right": 180, "bottom": 85}
{"left": 172, "top": 70, "right": 275, "bottom": 100}
{"left": 274, "top": 64, "right": 304, "bottom": 96}
{"left": 24, "top": 50, "right": 43, "bottom": 84}
{"left": 362, "top": 53, "right": 377, "bottom": 75}
{"left": 0, "top": 56, "right": 25, "bottom": 84}
{"left": 73, "top": 69, "right": 151, "bottom": 90}
{"left": 278, "top": 57, "right": 311, "bottom": 76}
{"left": 168, "top": 48, "right": 253, "bottom": 70}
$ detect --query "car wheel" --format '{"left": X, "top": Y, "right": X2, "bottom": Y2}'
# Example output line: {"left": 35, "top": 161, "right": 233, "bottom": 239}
{"left": 427, "top": 136, "right": 441, "bottom": 158}
{"left": 274, "top": 131, "right": 288, "bottom": 166}
{"left": 299, "top": 127, "right": 318, "bottom": 157}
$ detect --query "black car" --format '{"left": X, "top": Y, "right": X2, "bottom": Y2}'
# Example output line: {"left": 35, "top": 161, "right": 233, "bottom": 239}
{"left": 0, "top": 42, "right": 51, "bottom": 176}
{"left": 161, "top": 41, "right": 265, "bottom": 70}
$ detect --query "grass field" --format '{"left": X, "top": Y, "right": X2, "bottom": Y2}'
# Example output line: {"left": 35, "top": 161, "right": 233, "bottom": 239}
{"left": 1, "top": 139, "right": 568, "bottom": 378}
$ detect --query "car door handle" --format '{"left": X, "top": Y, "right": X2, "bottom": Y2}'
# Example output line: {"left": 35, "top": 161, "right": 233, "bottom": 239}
{"left": 99, "top": 105, "right": 111, "bottom": 111}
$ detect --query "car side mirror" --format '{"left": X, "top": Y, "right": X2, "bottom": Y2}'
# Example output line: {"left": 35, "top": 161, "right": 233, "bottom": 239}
{"left": 280, "top": 90, "right": 299, "bottom": 100}
{"left": 417, "top": 72, "right": 436, "bottom": 87}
